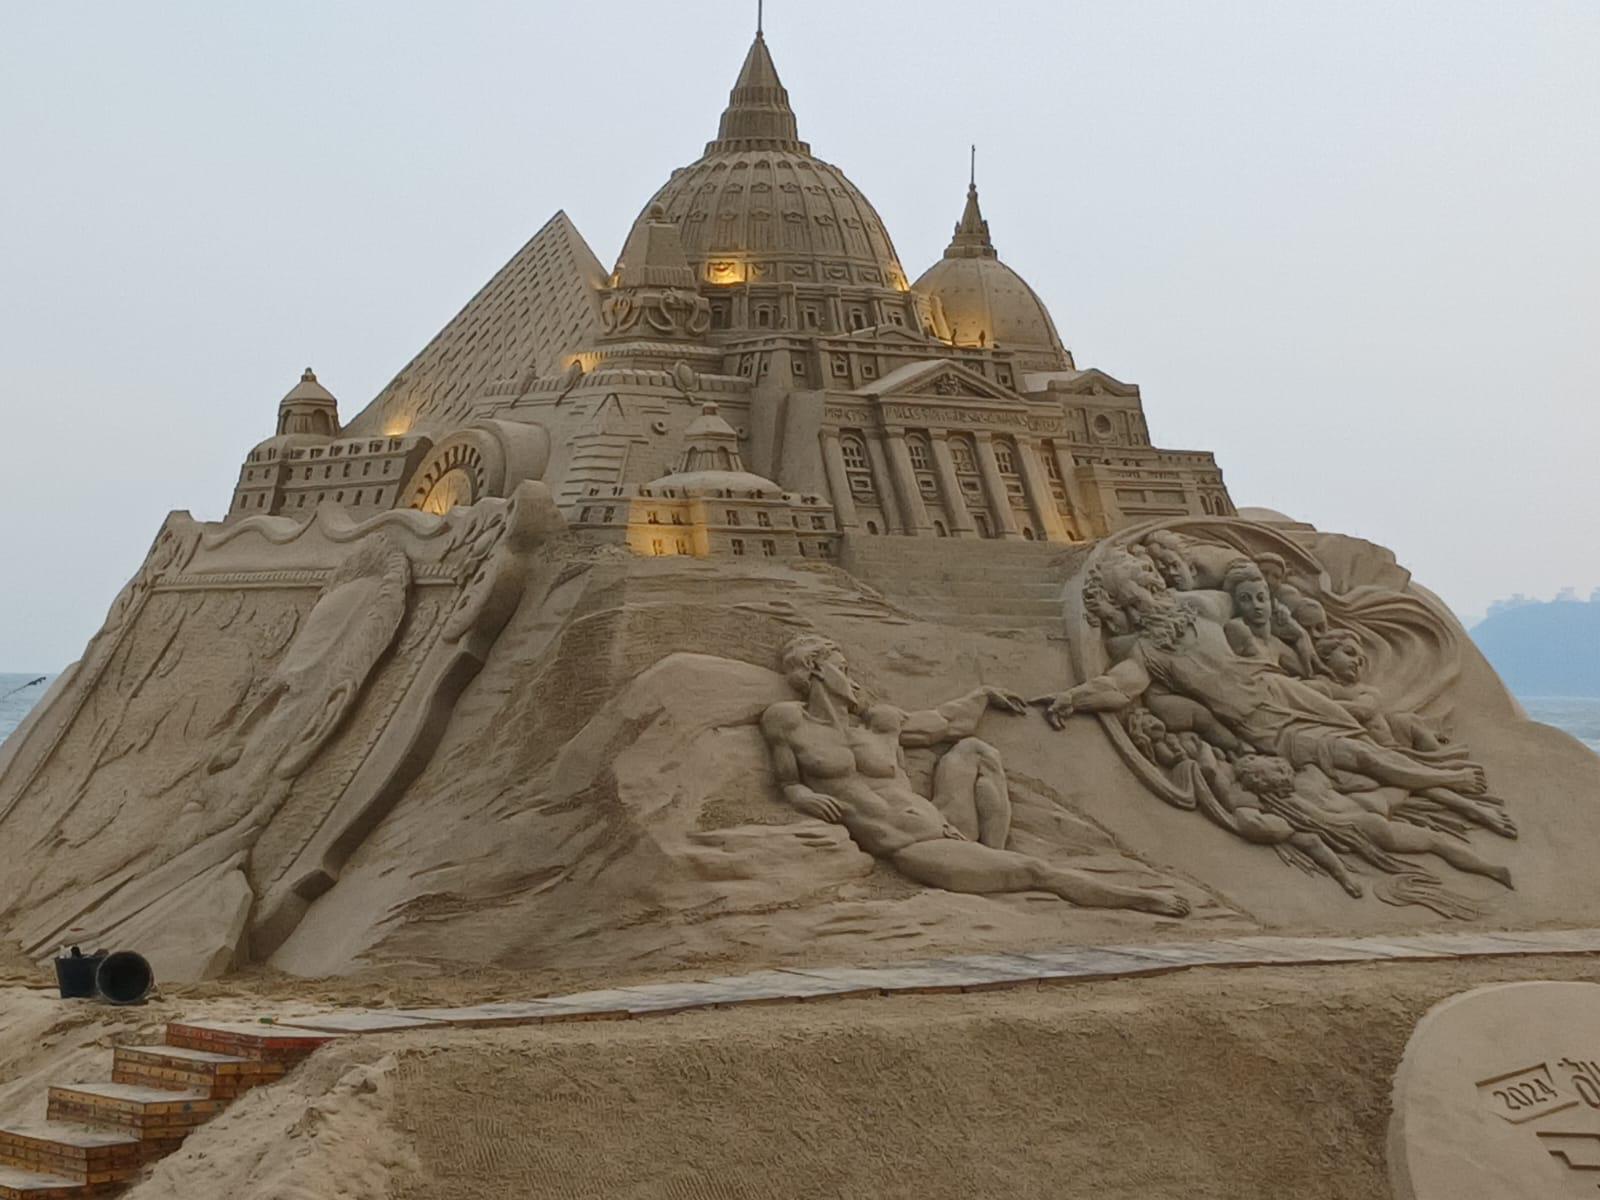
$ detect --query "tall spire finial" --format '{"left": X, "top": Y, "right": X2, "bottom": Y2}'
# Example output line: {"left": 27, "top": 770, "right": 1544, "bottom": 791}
{"left": 945, "top": 155, "right": 996, "bottom": 260}
{"left": 706, "top": 12, "right": 808, "bottom": 154}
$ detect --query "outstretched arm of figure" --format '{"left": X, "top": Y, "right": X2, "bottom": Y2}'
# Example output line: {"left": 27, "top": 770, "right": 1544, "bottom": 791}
{"left": 899, "top": 686, "right": 1028, "bottom": 747}
{"left": 1032, "top": 657, "right": 1152, "bottom": 730}
{"left": 761, "top": 707, "right": 844, "bottom": 823}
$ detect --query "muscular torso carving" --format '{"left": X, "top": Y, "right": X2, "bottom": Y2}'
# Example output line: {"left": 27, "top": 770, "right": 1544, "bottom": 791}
{"left": 765, "top": 701, "right": 960, "bottom": 857}
{"left": 763, "top": 635, "right": 1190, "bottom": 917}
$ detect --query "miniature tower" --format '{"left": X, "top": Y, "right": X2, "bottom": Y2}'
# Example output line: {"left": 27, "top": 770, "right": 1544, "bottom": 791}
{"left": 276, "top": 367, "right": 340, "bottom": 439}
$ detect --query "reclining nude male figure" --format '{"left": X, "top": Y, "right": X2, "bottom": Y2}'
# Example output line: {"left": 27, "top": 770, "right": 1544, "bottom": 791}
{"left": 761, "top": 635, "right": 1191, "bottom": 918}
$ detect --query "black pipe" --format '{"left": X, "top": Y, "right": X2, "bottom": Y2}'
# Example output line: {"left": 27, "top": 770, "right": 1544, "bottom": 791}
{"left": 95, "top": 950, "right": 154, "bottom": 1005}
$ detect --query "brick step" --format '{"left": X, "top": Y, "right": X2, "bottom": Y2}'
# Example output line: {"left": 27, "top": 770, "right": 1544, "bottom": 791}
{"left": 0, "top": 1125, "right": 141, "bottom": 1186}
{"left": 46, "top": 1084, "right": 223, "bottom": 1142}
{"left": 0, "top": 1164, "right": 105, "bottom": 1199}
{"left": 163, "top": 1021, "right": 334, "bottom": 1065}
{"left": 112, "top": 1045, "right": 282, "bottom": 1100}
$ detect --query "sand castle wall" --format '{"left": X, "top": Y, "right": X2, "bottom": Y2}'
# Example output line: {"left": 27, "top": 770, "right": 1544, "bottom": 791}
{"left": 1, "top": 497, "right": 1596, "bottom": 985}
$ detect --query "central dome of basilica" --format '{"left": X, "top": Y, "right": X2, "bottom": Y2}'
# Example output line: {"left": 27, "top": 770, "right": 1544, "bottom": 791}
{"left": 630, "top": 33, "right": 909, "bottom": 295}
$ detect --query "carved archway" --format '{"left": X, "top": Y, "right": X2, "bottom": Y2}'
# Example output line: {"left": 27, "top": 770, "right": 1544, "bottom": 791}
{"left": 401, "top": 421, "right": 550, "bottom": 515}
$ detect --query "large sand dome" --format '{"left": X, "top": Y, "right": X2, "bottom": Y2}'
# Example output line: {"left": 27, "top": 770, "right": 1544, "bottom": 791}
{"left": 914, "top": 182, "right": 1071, "bottom": 371}
{"left": 633, "top": 32, "right": 908, "bottom": 294}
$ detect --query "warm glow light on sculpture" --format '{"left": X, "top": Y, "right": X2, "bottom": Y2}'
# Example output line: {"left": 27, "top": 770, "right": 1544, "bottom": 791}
{"left": 625, "top": 523, "right": 690, "bottom": 557}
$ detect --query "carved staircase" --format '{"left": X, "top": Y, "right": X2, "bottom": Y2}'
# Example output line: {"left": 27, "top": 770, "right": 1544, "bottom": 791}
{"left": 838, "top": 534, "right": 1077, "bottom": 632}
{"left": 0, "top": 1022, "right": 331, "bottom": 1198}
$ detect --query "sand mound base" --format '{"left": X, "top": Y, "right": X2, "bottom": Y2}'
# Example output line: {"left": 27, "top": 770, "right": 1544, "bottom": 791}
{"left": 5, "top": 955, "right": 1567, "bottom": 1198}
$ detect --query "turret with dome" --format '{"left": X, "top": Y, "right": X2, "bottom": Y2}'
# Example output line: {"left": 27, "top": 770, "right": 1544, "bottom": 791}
{"left": 227, "top": 17, "right": 1235, "bottom": 542}
{"left": 914, "top": 160, "right": 1074, "bottom": 373}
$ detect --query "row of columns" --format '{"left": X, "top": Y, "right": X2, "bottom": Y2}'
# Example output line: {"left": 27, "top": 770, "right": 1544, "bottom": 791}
{"left": 820, "top": 427, "right": 1077, "bottom": 542}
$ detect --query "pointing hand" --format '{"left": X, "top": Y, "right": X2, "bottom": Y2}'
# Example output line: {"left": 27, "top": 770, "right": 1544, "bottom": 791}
{"left": 983, "top": 686, "right": 1029, "bottom": 715}
{"left": 1031, "top": 692, "right": 1076, "bottom": 730}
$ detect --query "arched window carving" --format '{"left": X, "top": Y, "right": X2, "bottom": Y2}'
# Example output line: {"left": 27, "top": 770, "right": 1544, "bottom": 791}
{"left": 994, "top": 438, "right": 1017, "bottom": 475}
{"left": 906, "top": 434, "right": 931, "bottom": 471}
{"left": 949, "top": 436, "right": 977, "bottom": 474}
{"left": 840, "top": 434, "right": 868, "bottom": 470}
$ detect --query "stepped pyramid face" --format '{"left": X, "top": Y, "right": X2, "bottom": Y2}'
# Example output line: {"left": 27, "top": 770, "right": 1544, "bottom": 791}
{"left": 5, "top": 14, "right": 1592, "bottom": 1000}
{"left": 346, "top": 211, "right": 609, "bottom": 440}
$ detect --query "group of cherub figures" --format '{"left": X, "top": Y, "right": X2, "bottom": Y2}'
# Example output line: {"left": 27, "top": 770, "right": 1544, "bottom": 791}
{"left": 1052, "top": 529, "right": 1516, "bottom": 914}
{"left": 761, "top": 525, "right": 1516, "bottom": 921}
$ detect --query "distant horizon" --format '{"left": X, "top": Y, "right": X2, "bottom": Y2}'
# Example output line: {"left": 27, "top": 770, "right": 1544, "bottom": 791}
{"left": 2, "top": 2, "right": 1598, "bottom": 666}
{"left": 3, "top": 583, "right": 1599, "bottom": 675}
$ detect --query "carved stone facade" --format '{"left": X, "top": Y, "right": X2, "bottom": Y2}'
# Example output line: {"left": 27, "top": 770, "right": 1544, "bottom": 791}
{"left": 572, "top": 401, "right": 837, "bottom": 561}
{"left": 220, "top": 28, "right": 1230, "bottom": 550}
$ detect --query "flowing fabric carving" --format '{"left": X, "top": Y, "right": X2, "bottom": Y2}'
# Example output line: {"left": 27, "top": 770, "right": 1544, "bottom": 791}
{"left": 0, "top": 485, "right": 559, "bottom": 979}
{"left": 1041, "top": 517, "right": 1516, "bottom": 918}
{"left": 170, "top": 536, "right": 411, "bottom": 849}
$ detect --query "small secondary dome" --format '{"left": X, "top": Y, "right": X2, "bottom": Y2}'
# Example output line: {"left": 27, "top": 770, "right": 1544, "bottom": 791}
{"left": 277, "top": 367, "right": 339, "bottom": 438}
{"left": 252, "top": 367, "right": 341, "bottom": 457}
{"left": 632, "top": 31, "right": 908, "bottom": 298}
{"left": 647, "top": 402, "right": 781, "bottom": 496}
{"left": 913, "top": 178, "right": 1071, "bottom": 372}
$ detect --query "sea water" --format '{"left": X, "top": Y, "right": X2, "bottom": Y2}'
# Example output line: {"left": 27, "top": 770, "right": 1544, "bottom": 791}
{"left": 1518, "top": 696, "right": 1600, "bottom": 754}
{"left": 0, "top": 673, "right": 54, "bottom": 745}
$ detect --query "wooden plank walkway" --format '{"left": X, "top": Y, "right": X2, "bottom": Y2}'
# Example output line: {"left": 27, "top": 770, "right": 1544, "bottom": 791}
{"left": 269, "top": 928, "right": 1600, "bottom": 1035}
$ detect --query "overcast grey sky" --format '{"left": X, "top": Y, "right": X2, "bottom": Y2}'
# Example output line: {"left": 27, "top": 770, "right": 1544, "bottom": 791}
{"left": 2, "top": 1, "right": 1597, "bottom": 670}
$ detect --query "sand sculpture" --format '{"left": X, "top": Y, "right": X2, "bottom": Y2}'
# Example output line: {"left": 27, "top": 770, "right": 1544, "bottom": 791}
{"left": 762, "top": 634, "right": 1190, "bottom": 916}
{"left": 1043, "top": 521, "right": 1521, "bottom": 918}
{"left": 1389, "top": 982, "right": 1600, "bottom": 1198}
{"left": 2, "top": 24, "right": 1597, "bottom": 989}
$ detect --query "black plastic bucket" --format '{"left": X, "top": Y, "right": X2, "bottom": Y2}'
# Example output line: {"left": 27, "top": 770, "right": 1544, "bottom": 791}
{"left": 95, "top": 951, "right": 154, "bottom": 1005}
{"left": 54, "top": 949, "right": 105, "bottom": 999}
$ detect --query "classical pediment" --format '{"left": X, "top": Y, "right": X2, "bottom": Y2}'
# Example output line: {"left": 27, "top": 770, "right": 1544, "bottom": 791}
{"left": 1027, "top": 366, "right": 1140, "bottom": 399}
{"left": 854, "top": 359, "right": 1019, "bottom": 402}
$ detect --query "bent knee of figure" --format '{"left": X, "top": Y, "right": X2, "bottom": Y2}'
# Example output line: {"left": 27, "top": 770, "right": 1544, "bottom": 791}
{"left": 1235, "top": 810, "right": 1291, "bottom": 844}
{"left": 946, "top": 737, "right": 1003, "bottom": 772}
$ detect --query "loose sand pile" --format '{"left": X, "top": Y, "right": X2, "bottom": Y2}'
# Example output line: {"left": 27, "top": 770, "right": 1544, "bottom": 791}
{"left": 7, "top": 954, "right": 1599, "bottom": 1199}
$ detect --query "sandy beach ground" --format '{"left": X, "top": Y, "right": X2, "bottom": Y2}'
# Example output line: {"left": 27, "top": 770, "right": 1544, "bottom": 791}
{"left": 3, "top": 946, "right": 1599, "bottom": 1199}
